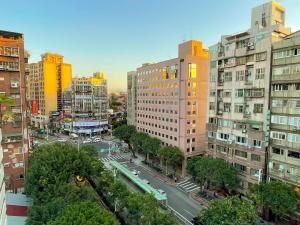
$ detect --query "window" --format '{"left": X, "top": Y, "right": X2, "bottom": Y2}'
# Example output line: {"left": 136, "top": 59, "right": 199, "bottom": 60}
{"left": 234, "top": 104, "right": 244, "bottom": 113}
{"left": 217, "top": 132, "right": 229, "bottom": 141}
{"left": 272, "top": 99, "right": 283, "bottom": 107}
{"left": 235, "top": 150, "right": 247, "bottom": 159}
{"left": 236, "top": 70, "right": 244, "bottom": 81}
{"left": 189, "top": 63, "right": 197, "bottom": 78}
{"left": 271, "top": 115, "right": 288, "bottom": 125}
{"left": 271, "top": 131, "right": 286, "bottom": 140}
{"left": 209, "top": 91, "right": 216, "bottom": 97}
{"left": 289, "top": 117, "right": 300, "bottom": 127}
{"left": 217, "top": 145, "right": 227, "bottom": 154}
{"left": 209, "top": 102, "right": 215, "bottom": 110}
{"left": 210, "top": 61, "right": 217, "bottom": 69}
{"left": 250, "top": 168, "right": 259, "bottom": 177}
{"left": 255, "top": 68, "right": 265, "bottom": 79}
{"left": 294, "top": 48, "right": 300, "bottom": 56}
{"left": 251, "top": 154, "right": 261, "bottom": 161}
{"left": 235, "top": 163, "right": 247, "bottom": 172}
{"left": 235, "top": 89, "right": 244, "bottom": 97}
{"left": 287, "top": 133, "right": 300, "bottom": 143}
{"left": 256, "top": 52, "right": 267, "bottom": 61}
{"left": 272, "top": 147, "right": 284, "bottom": 155}
{"left": 208, "top": 143, "right": 214, "bottom": 150}
{"left": 272, "top": 84, "right": 288, "bottom": 91}
{"left": 288, "top": 151, "right": 300, "bottom": 159}
{"left": 224, "top": 91, "right": 231, "bottom": 97}
{"left": 253, "top": 139, "right": 261, "bottom": 148}
{"left": 236, "top": 136, "right": 247, "bottom": 145}
{"left": 273, "top": 50, "right": 291, "bottom": 59}
{"left": 224, "top": 72, "right": 232, "bottom": 82}
{"left": 253, "top": 104, "right": 263, "bottom": 113}
{"left": 273, "top": 66, "right": 290, "bottom": 76}
{"left": 224, "top": 103, "right": 231, "bottom": 112}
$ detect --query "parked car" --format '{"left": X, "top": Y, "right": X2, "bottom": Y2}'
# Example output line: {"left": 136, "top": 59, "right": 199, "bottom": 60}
{"left": 157, "top": 189, "right": 166, "bottom": 196}
{"left": 143, "top": 179, "right": 150, "bottom": 184}
{"left": 93, "top": 138, "right": 101, "bottom": 143}
{"left": 191, "top": 217, "right": 204, "bottom": 225}
{"left": 83, "top": 138, "right": 92, "bottom": 144}
{"left": 132, "top": 170, "right": 138, "bottom": 176}
{"left": 58, "top": 138, "right": 67, "bottom": 143}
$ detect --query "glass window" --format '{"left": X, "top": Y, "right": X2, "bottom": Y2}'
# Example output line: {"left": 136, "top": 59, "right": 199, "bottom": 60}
{"left": 189, "top": 63, "right": 197, "bottom": 78}
{"left": 251, "top": 154, "right": 261, "bottom": 161}
{"left": 288, "top": 151, "right": 300, "bottom": 159}
{"left": 253, "top": 104, "right": 263, "bottom": 113}
{"left": 235, "top": 150, "right": 247, "bottom": 159}
{"left": 272, "top": 147, "right": 284, "bottom": 155}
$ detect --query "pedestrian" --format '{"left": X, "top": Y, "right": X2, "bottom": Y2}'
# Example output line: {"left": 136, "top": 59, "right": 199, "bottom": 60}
{"left": 174, "top": 177, "right": 177, "bottom": 183}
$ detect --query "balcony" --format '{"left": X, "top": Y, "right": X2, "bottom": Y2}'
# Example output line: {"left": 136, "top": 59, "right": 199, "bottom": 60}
{"left": 271, "top": 90, "right": 300, "bottom": 98}
{"left": 271, "top": 106, "right": 300, "bottom": 115}
{"left": 272, "top": 73, "right": 300, "bottom": 82}
{"left": 269, "top": 169, "right": 300, "bottom": 185}
{"left": 271, "top": 138, "right": 300, "bottom": 150}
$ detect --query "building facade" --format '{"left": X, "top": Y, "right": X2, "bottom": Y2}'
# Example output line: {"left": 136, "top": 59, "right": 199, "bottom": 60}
{"left": 206, "top": 2, "right": 291, "bottom": 193}
{"left": 0, "top": 130, "right": 7, "bottom": 225}
{"left": 132, "top": 40, "right": 208, "bottom": 174}
{"left": 0, "top": 30, "right": 29, "bottom": 193}
{"left": 127, "top": 71, "right": 137, "bottom": 126}
{"left": 28, "top": 53, "right": 72, "bottom": 128}
{"left": 269, "top": 31, "right": 300, "bottom": 192}
{"left": 72, "top": 72, "right": 108, "bottom": 120}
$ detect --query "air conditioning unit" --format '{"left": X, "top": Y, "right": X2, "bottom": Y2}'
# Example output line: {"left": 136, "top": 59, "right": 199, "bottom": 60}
{"left": 247, "top": 42, "right": 254, "bottom": 47}
{"left": 11, "top": 83, "right": 18, "bottom": 88}
{"left": 242, "top": 129, "right": 247, "bottom": 133}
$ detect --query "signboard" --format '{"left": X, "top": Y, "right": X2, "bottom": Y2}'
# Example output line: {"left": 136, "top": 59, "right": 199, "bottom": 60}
{"left": 31, "top": 100, "right": 38, "bottom": 114}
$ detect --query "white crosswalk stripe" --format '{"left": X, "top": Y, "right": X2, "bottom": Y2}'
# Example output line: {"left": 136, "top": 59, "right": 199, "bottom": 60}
{"left": 101, "top": 154, "right": 128, "bottom": 162}
{"left": 177, "top": 179, "right": 199, "bottom": 193}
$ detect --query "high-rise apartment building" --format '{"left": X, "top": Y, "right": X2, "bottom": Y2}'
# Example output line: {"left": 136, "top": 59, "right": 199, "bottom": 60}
{"left": 72, "top": 72, "right": 108, "bottom": 120}
{"left": 127, "top": 71, "right": 137, "bottom": 126}
{"left": 130, "top": 40, "right": 208, "bottom": 174}
{"left": 269, "top": 31, "right": 300, "bottom": 192}
{"left": 28, "top": 53, "right": 72, "bottom": 128}
{"left": 206, "top": 2, "right": 291, "bottom": 193}
{"left": 0, "top": 30, "right": 29, "bottom": 193}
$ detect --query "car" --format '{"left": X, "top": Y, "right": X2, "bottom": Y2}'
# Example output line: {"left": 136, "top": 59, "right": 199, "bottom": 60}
{"left": 191, "top": 217, "right": 204, "bottom": 225}
{"left": 83, "top": 139, "right": 92, "bottom": 144}
{"left": 157, "top": 189, "right": 166, "bottom": 196}
{"left": 143, "top": 179, "right": 150, "bottom": 184}
{"left": 58, "top": 138, "right": 67, "bottom": 143}
{"left": 132, "top": 170, "right": 138, "bottom": 176}
{"left": 93, "top": 138, "right": 101, "bottom": 143}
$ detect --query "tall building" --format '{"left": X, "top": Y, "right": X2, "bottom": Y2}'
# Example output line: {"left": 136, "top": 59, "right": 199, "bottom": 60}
{"left": 72, "top": 72, "right": 108, "bottom": 120}
{"left": 127, "top": 71, "right": 137, "bottom": 126}
{"left": 0, "top": 30, "right": 29, "bottom": 193}
{"left": 269, "top": 31, "right": 300, "bottom": 192}
{"left": 28, "top": 53, "right": 72, "bottom": 128}
{"left": 131, "top": 40, "right": 208, "bottom": 174}
{"left": 206, "top": 1, "right": 291, "bottom": 194}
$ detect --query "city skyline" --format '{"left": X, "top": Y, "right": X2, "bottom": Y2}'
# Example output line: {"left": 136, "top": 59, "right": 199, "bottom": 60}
{"left": 1, "top": 0, "right": 300, "bottom": 92}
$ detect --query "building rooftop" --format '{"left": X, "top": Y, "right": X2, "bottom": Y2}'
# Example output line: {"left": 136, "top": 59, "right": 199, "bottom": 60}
{"left": 0, "top": 30, "right": 23, "bottom": 40}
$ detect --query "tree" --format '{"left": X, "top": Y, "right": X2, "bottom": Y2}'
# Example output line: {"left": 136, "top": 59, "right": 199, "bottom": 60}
{"left": 47, "top": 202, "right": 120, "bottom": 225}
{"left": 0, "top": 94, "right": 14, "bottom": 124}
{"left": 198, "top": 196, "right": 258, "bottom": 225}
{"left": 142, "top": 136, "right": 161, "bottom": 162}
{"left": 113, "top": 125, "right": 136, "bottom": 156}
{"left": 187, "top": 157, "right": 239, "bottom": 193}
{"left": 158, "top": 146, "right": 184, "bottom": 175}
{"left": 130, "top": 132, "right": 148, "bottom": 154}
{"left": 249, "top": 181, "right": 300, "bottom": 222}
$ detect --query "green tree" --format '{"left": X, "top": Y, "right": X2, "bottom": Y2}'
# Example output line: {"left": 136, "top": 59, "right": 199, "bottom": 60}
{"left": 0, "top": 94, "right": 14, "bottom": 124}
{"left": 187, "top": 156, "right": 239, "bottom": 193}
{"left": 249, "top": 181, "right": 300, "bottom": 222}
{"left": 142, "top": 136, "right": 161, "bottom": 162}
{"left": 113, "top": 125, "right": 136, "bottom": 156}
{"left": 198, "top": 196, "right": 258, "bottom": 225}
{"left": 158, "top": 146, "right": 184, "bottom": 175}
{"left": 130, "top": 132, "right": 148, "bottom": 154}
{"left": 47, "top": 202, "right": 120, "bottom": 225}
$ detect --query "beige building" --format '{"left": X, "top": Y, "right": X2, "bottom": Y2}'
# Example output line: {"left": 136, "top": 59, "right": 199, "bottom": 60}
{"left": 206, "top": 1, "right": 291, "bottom": 193}
{"left": 27, "top": 53, "right": 72, "bottom": 128}
{"left": 131, "top": 40, "right": 209, "bottom": 174}
{"left": 269, "top": 31, "right": 300, "bottom": 193}
{"left": 127, "top": 71, "right": 136, "bottom": 126}
{"left": 72, "top": 72, "right": 108, "bottom": 120}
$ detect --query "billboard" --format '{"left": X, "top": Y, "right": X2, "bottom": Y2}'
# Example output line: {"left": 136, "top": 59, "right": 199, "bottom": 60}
{"left": 31, "top": 100, "right": 39, "bottom": 114}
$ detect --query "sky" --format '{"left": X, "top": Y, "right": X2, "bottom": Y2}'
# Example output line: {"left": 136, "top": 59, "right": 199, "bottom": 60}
{"left": 1, "top": 0, "right": 300, "bottom": 92}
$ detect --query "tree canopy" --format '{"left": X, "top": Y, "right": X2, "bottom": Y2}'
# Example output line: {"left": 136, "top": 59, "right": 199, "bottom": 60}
{"left": 47, "top": 202, "right": 120, "bottom": 225}
{"left": 249, "top": 181, "right": 300, "bottom": 219}
{"left": 198, "top": 196, "right": 258, "bottom": 225}
{"left": 158, "top": 146, "right": 184, "bottom": 174}
{"left": 113, "top": 125, "right": 136, "bottom": 155}
{"left": 187, "top": 156, "right": 239, "bottom": 193}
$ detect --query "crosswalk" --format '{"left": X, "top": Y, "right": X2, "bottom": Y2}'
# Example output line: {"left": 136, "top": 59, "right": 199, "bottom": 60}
{"left": 177, "top": 179, "right": 200, "bottom": 193}
{"left": 100, "top": 154, "right": 128, "bottom": 162}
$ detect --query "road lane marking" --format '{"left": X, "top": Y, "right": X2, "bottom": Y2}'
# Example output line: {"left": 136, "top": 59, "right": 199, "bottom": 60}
{"left": 189, "top": 187, "right": 200, "bottom": 192}
{"left": 177, "top": 180, "right": 190, "bottom": 185}
{"left": 183, "top": 209, "right": 195, "bottom": 217}
{"left": 182, "top": 183, "right": 196, "bottom": 188}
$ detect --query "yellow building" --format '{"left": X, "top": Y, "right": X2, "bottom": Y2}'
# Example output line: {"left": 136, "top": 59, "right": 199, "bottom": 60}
{"left": 28, "top": 53, "right": 72, "bottom": 128}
